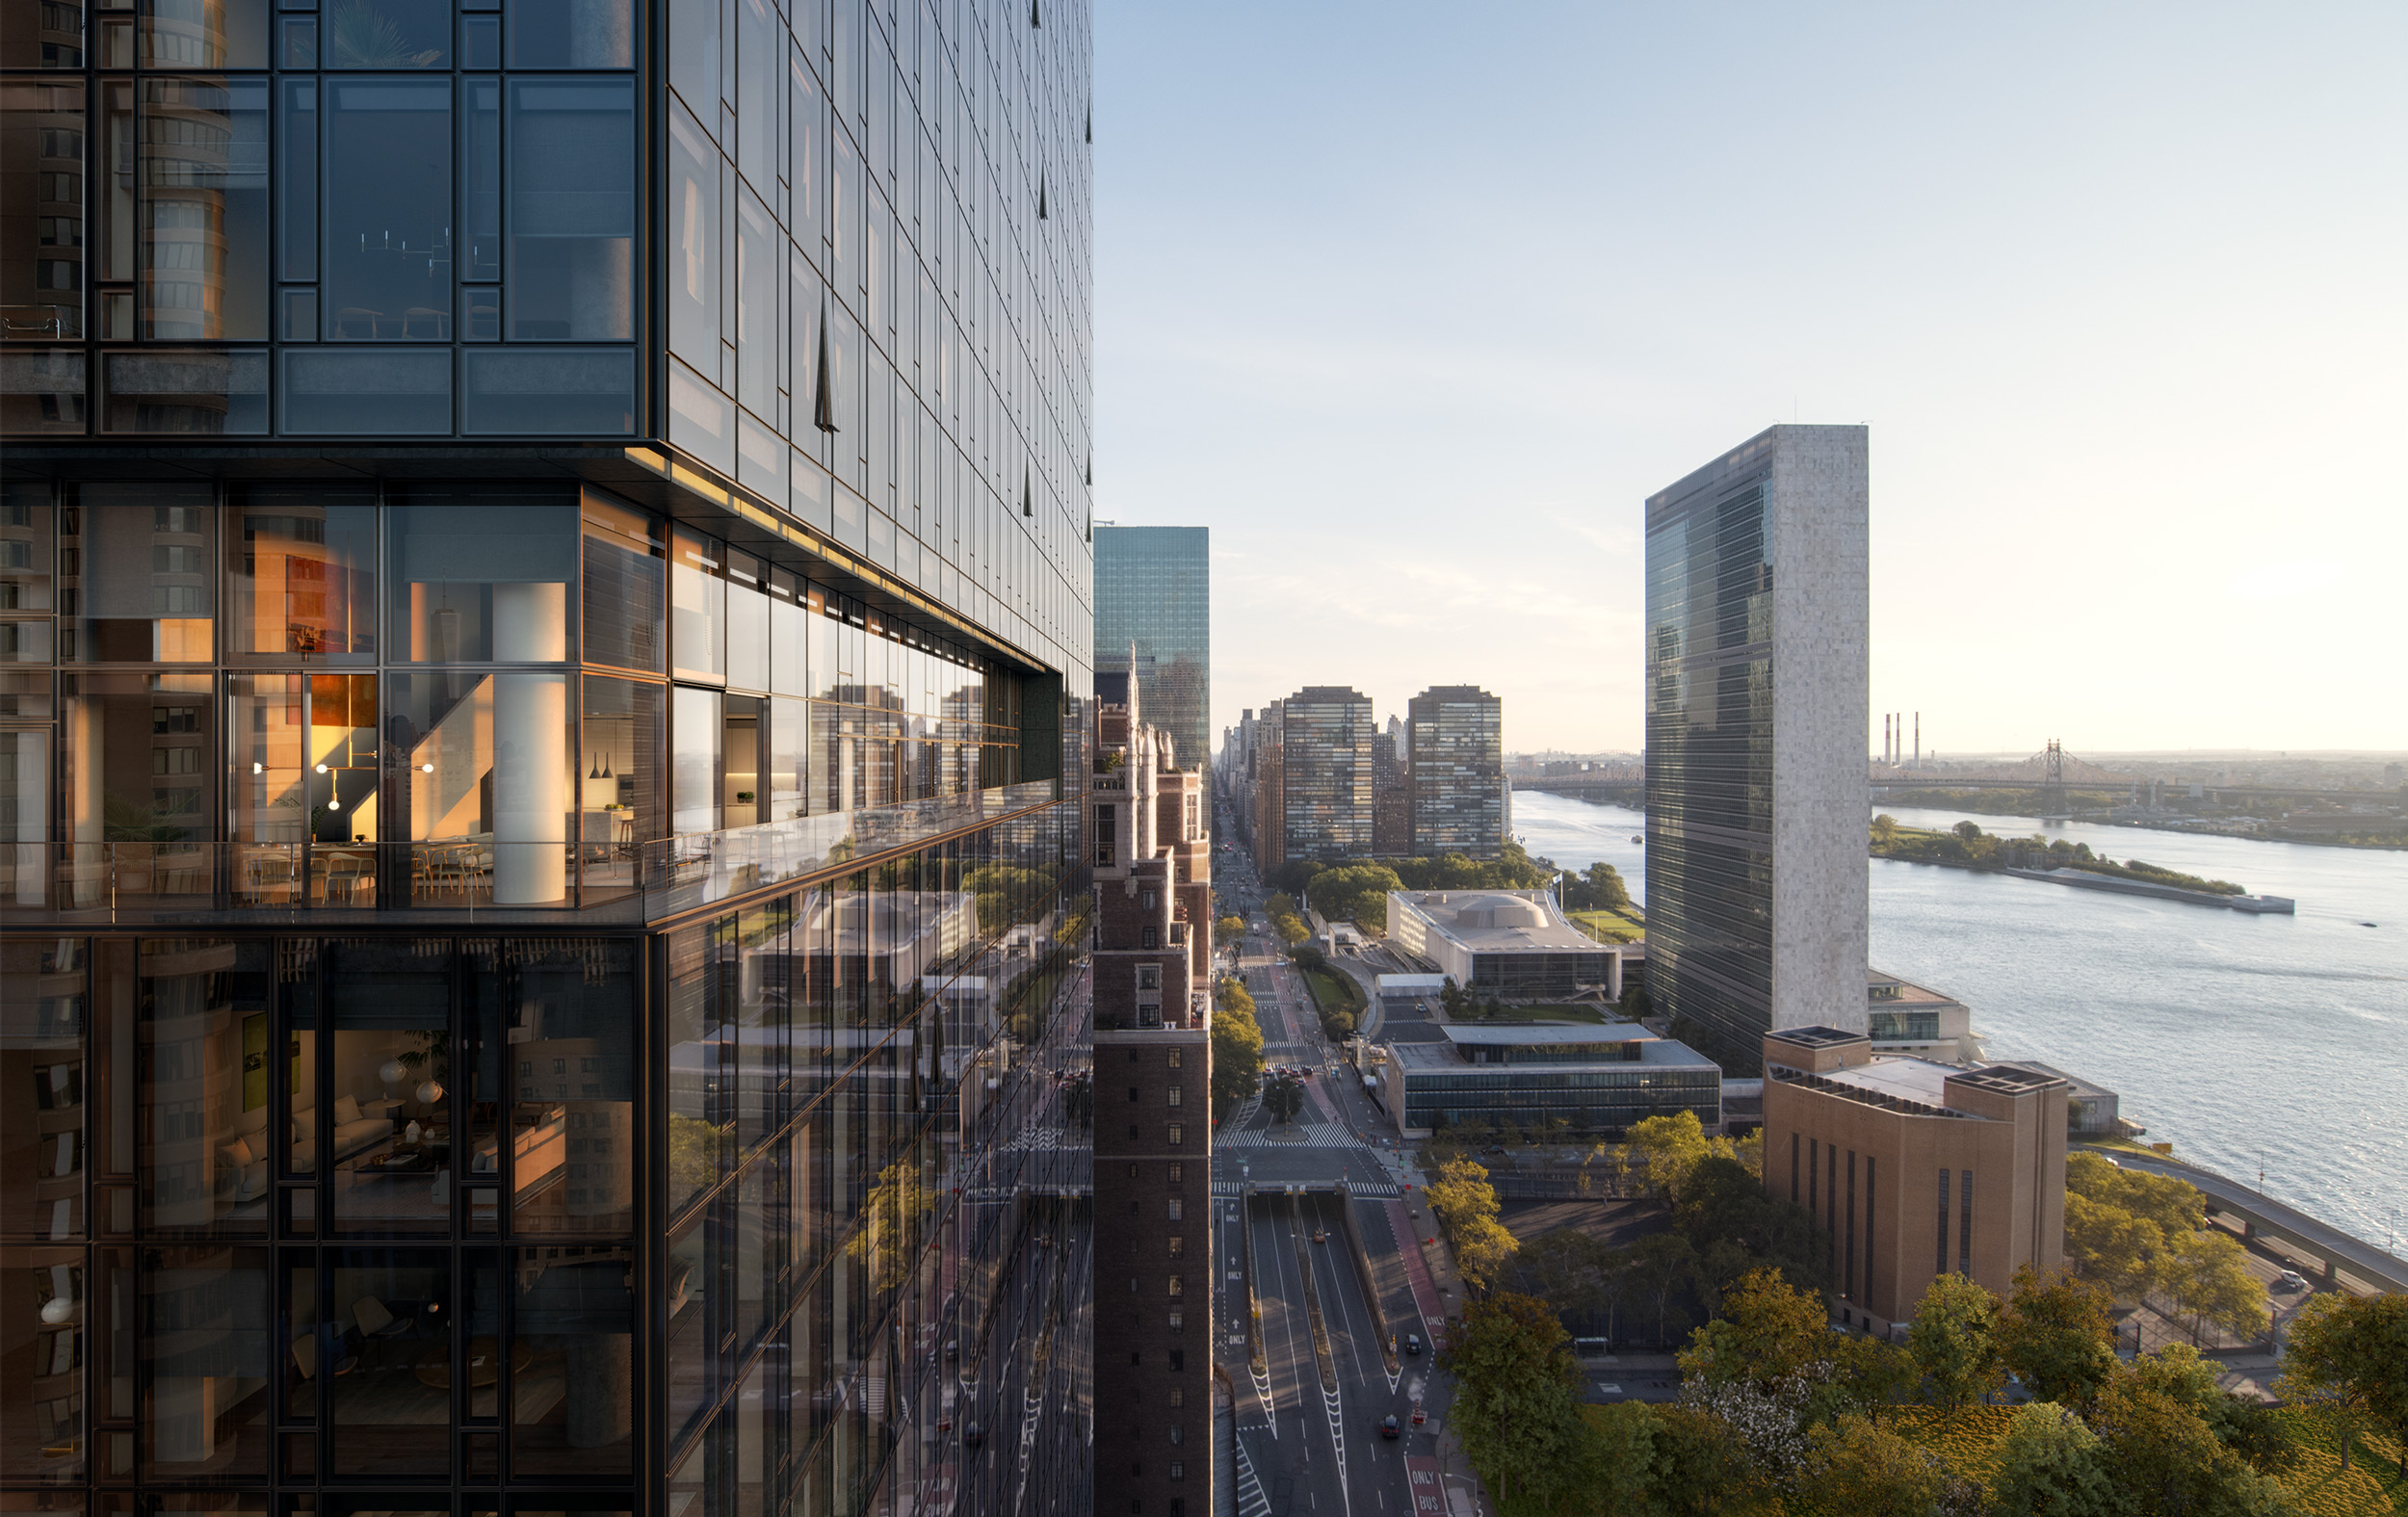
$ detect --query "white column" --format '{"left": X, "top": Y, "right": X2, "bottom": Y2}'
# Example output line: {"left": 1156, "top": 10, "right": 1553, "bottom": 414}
{"left": 491, "top": 582, "right": 568, "bottom": 903}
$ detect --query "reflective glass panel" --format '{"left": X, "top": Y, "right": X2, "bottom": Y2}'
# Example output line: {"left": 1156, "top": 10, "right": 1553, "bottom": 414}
{"left": 508, "top": 77, "right": 634, "bottom": 340}
{"left": 326, "top": 1247, "right": 449, "bottom": 1475}
{"left": 0, "top": 939, "right": 86, "bottom": 1242}
{"left": 384, "top": 496, "right": 578, "bottom": 663}
{"left": 228, "top": 485, "right": 378, "bottom": 660}
{"left": 61, "top": 485, "right": 215, "bottom": 663}
{"left": 322, "top": 938, "right": 449, "bottom": 1235}
{"left": 0, "top": 82, "right": 87, "bottom": 342}
{"left": 323, "top": 78, "right": 451, "bottom": 340}
{"left": 139, "top": 77, "right": 268, "bottom": 341}
{"left": 138, "top": 938, "right": 275, "bottom": 1234}
{"left": 511, "top": 1243, "right": 634, "bottom": 1474}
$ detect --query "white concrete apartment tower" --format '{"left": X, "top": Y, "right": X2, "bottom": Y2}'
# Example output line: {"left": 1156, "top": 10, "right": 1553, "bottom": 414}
{"left": 1643, "top": 424, "right": 1870, "bottom": 1072}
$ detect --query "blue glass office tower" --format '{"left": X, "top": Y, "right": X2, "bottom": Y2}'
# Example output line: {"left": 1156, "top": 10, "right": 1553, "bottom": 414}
{"left": 1643, "top": 426, "right": 1869, "bottom": 1074}
{"left": 1091, "top": 525, "right": 1207, "bottom": 775}
{"left": 0, "top": 1, "right": 1098, "bottom": 1514}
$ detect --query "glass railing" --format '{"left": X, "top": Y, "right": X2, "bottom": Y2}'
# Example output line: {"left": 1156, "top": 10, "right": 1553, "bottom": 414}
{"left": 0, "top": 780, "right": 1062, "bottom": 925}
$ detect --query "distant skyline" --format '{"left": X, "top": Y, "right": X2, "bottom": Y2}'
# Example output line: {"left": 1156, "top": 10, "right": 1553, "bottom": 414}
{"left": 1093, "top": 3, "right": 2407, "bottom": 755}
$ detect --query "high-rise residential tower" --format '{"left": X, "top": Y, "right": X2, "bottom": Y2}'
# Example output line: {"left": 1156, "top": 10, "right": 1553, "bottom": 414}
{"left": 1406, "top": 685, "right": 1504, "bottom": 858}
{"left": 1093, "top": 525, "right": 1209, "bottom": 774}
{"left": 1643, "top": 426, "right": 1869, "bottom": 1073}
{"left": 0, "top": 4, "right": 1099, "bottom": 1515}
{"left": 1274, "top": 686, "right": 1373, "bottom": 863}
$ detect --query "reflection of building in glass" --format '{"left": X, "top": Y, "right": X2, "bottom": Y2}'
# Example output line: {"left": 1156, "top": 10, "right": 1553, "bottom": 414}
{"left": 1087, "top": 667, "right": 1215, "bottom": 1517}
{"left": 1645, "top": 426, "right": 1868, "bottom": 1074}
{"left": 0, "top": 0, "right": 1098, "bottom": 1508}
{"left": 1093, "top": 524, "right": 1210, "bottom": 775}
{"left": 1407, "top": 684, "right": 1504, "bottom": 858}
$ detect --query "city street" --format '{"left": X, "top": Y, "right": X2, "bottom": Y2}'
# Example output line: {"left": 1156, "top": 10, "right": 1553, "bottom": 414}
{"left": 1212, "top": 812, "right": 1474, "bottom": 1517}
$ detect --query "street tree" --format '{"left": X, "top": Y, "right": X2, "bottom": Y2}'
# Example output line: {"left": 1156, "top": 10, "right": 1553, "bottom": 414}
{"left": 1988, "top": 1401, "right": 2120, "bottom": 1517}
{"left": 2281, "top": 1289, "right": 2408, "bottom": 1477}
{"left": 1208, "top": 997, "right": 1262, "bottom": 1118}
{"left": 1999, "top": 1264, "right": 2120, "bottom": 1410}
{"left": 1262, "top": 1074, "right": 1302, "bottom": 1126}
{"left": 1908, "top": 1271, "right": 2004, "bottom": 1415}
{"left": 1435, "top": 1292, "right": 1586, "bottom": 1512}
{"left": 1793, "top": 1414, "right": 1964, "bottom": 1517}
{"left": 1617, "top": 1108, "right": 1715, "bottom": 1199}
{"left": 1627, "top": 1230, "right": 1699, "bottom": 1347}
{"left": 1453, "top": 1215, "right": 1520, "bottom": 1295}
{"left": 1424, "top": 1156, "right": 1501, "bottom": 1234}
{"left": 2161, "top": 1227, "right": 2267, "bottom": 1346}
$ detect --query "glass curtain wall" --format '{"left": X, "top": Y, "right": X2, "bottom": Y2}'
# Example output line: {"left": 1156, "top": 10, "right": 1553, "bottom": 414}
{"left": 3, "top": 482, "right": 1034, "bottom": 912}
{"left": 660, "top": 804, "right": 1084, "bottom": 1517}
{"left": 1, "top": 932, "right": 642, "bottom": 1505}
{"left": 0, "top": 792, "right": 1081, "bottom": 1517}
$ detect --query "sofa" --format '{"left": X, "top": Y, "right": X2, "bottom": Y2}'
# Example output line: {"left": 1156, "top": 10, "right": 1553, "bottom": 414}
{"left": 291, "top": 1094, "right": 396, "bottom": 1173}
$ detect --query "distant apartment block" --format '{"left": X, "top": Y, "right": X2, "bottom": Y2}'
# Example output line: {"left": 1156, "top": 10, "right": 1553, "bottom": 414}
{"left": 1407, "top": 684, "right": 1504, "bottom": 858}
{"left": 1372, "top": 730, "right": 1413, "bottom": 854}
{"left": 1762, "top": 1028, "right": 2068, "bottom": 1338}
{"left": 1096, "top": 525, "right": 1211, "bottom": 773}
{"left": 1274, "top": 686, "right": 1374, "bottom": 863}
{"left": 1645, "top": 425, "right": 1870, "bottom": 1072}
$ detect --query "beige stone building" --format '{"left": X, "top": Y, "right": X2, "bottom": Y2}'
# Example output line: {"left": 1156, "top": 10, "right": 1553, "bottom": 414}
{"left": 1760, "top": 1027, "right": 2067, "bottom": 1337}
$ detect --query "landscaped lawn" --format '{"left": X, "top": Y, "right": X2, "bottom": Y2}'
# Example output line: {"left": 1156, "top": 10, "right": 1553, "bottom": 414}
{"left": 1568, "top": 909, "right": 1643, "bottom": 944}
{"left": 1301, "top": 965, "right": 1365, "bottom": 1020}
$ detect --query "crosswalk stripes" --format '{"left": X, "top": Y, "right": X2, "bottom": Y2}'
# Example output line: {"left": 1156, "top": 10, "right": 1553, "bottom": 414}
{"left": 1215, "top": 1119, "right": 1353, "bottom": 1149}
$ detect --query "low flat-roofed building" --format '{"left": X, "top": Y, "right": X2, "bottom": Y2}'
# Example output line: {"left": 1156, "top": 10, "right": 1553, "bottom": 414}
{"left": 1982, "top": 1059, "right": 2121, "bottom": 1136}
{"left": 1381, "top": 1023, "right": 1719, "bottom": 1138}
{"left": 1762, "top": 1027, "right": 2067, "bottom": 1339}
{"left": 1386, "top": 889, "right": 1620, "bottom": 1000}
{"left": 1868, "top": 970, "right": 1985, "bottom": 1063}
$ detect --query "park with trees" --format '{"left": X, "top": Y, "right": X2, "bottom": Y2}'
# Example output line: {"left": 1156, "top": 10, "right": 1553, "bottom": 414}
{"left": 1423, "top": 1112, "right": 2402, "bottom": 1514}
{"left": 1442, "top": 1261, "right": 2403, "bottom": 1516}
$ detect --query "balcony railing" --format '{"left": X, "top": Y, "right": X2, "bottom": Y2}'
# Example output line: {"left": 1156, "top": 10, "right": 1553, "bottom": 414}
{"left": 1, "top": 779, "right": 1062, "bottom": 926}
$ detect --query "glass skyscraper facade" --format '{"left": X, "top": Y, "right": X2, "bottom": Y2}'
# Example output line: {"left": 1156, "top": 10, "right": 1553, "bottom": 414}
{"left": 1, "top": 1, "right": 1099, "bottom": 1514}
{"left": 1274, "top": 686, "right": 1370, "bottom": 863}
{"left": 1644, "top": 475, "right": 1774, "bottom": 1062}
{"left": 1643, "top": 426, "right": 1870, "bottom": 1075}
{"left": 1404, "top": 685, "right": 1501, "bottom": 859}
{"left": 1090, "top": 525, "right": 1206, "bottom": 775}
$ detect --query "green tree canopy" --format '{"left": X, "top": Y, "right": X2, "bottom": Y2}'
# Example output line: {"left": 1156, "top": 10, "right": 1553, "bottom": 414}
{"left": 1999, "top": 1264, "right": 2120, "bottom": 1410}
{"left": 1435, "top": 1292, "right": 1587, "bottom": 1511}
{"left": 1560, "top": 860, "right": 1633, "bottom": 912}
{"left": 2281, "top": 1288, "right": 2408, "bottom": 1477}
{"left": 1989, "top": 1401, "right": 2121, "bottom": 1517}
{"left": 1262, "top": 1073, "right": 1302, "bottom": 1125}
{"left": 1304, "top": 862, "right": 1404, "bottom": 926}
{"left": 1209, "top": 998, "right": 1262, "bottom": 1118}
{"left": 1908, "top": 1271, "right": 2004, "bottom": 1414}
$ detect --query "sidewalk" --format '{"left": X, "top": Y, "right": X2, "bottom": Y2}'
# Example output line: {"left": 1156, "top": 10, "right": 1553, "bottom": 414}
{"left": 1397, "top": 1158, "right": 1495, "bottom": 1516}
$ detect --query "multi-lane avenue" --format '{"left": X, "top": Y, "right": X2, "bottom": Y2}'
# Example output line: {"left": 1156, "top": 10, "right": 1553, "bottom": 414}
{"left": 1212, "top": 818, "right": 1465, "bottom": 1517}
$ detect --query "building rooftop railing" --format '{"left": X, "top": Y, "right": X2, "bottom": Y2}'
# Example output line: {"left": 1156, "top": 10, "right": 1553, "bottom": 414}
{"left": 2, "top": 779, "right": 1062, "bottom": 929}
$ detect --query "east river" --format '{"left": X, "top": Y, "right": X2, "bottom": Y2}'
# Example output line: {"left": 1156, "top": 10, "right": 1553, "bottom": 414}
{"left": 1508, "top": 788, "right": 2408, "bottom": 1251}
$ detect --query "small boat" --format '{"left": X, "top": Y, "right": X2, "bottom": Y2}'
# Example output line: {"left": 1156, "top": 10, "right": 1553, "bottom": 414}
{"left": 1631, "top": 835, "right": 1644, "bottom": 845}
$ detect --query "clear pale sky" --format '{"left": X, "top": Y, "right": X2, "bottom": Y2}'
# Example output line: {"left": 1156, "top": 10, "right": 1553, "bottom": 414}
{"left": 1089, "top": 3, "right": 2408, "bottom": 758}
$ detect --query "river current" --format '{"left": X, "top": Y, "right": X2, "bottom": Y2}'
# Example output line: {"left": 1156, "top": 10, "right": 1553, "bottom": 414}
{"left": 1508, "top": 788, "right": 2408, "bottom": 1251}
